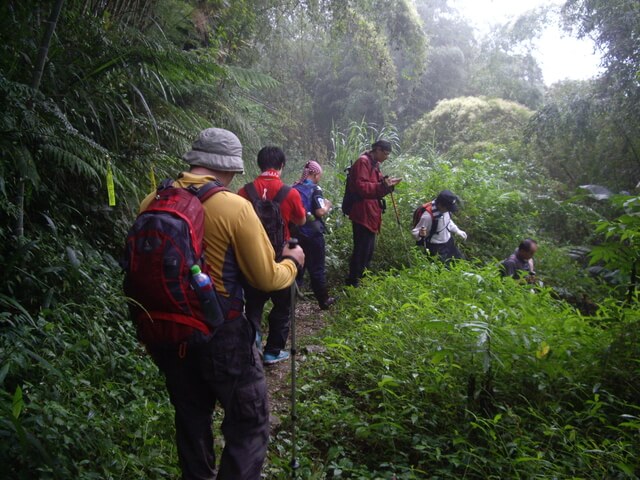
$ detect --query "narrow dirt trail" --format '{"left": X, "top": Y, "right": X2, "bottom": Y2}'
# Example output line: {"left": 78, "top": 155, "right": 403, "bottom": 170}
{"left": 263, "top": 298, "right": 330, "bottom": 429}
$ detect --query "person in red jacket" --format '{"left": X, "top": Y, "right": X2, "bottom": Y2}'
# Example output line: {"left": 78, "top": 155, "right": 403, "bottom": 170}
{"left": 238, "top": 146, "right": 306, "bottom": 364}
{"left": 345, "top": 140, "right": 401, "bottom": 287}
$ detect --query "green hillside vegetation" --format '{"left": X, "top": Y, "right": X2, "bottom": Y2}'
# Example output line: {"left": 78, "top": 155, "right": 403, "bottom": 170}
{"left": 287, "top": 263, "right": 639, "bottom": 478}
{"left": 404, "top": 97, "right": 533, "bottom": 161}
{"left": 1, "top": 0, "right": 639, "bottom": 478}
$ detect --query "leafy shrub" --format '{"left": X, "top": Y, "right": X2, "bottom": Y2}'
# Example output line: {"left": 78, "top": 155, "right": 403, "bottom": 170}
{"left": 278, "top": 260, "right": 640, "bottom": 479}
{"left": 403, "top": 96, "right": 533, "bottom": 161}
{"left": 0, "top": 240, "right": 179, "bottom": 479}
{"left": 590, "top": 194, "right": 640, "bottom": 300}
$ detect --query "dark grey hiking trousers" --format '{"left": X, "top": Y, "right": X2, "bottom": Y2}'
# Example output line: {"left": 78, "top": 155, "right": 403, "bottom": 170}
{"left": 150, "top": 314, "right": 269, "bottom": 480}
{"left": 244, "top": 284, "right": 292, "bottom": 356}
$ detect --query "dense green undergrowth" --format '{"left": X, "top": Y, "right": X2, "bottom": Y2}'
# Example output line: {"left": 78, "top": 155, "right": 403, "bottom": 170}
{"left": 0, "top": 239, "right": 179, "bottom": 479}
{"left": 3, "top": 242, "right": 638, "bottom": 479}
{"left": 323, "top": 146, "right": 611, "bottom": 309}
{"left": 268, "top": 258, "right": 640, "bottom": 479}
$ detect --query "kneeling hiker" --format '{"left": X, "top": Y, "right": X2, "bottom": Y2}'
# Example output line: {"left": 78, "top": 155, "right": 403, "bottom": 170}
{"left": 123, "top": 128, "right": 304, "bottom": 480}
{"left": 411, "top": 189, "right": 467, "bottom": 262}
{"left": 501, "top": 238, "right": 538, "bottom": 284}
{"left": 292, "top": 160, "right": 335, "bottom": 310}
{"left": 238, "top": 146, "right": 306, "bottom": 365}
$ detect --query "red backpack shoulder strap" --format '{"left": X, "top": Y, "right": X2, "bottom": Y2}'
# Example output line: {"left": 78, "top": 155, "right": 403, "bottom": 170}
{"left": 244, "top": 182, "right": 260, "bottom": 202}
{"left": 424, "top": 202, "right": 434, "bottom": 218}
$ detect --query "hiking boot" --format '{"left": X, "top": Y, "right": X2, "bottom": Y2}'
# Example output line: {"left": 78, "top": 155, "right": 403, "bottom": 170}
{"left": 263, "top": 350, "right": 290, "bottom": 365}
{"left": 319, "top": 297, "right": 336, "bottom": 310}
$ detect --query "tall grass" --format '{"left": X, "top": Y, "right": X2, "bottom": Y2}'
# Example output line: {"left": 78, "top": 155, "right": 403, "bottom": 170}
{"left": 324, "top": 123, "right": 607, "bottom": 307}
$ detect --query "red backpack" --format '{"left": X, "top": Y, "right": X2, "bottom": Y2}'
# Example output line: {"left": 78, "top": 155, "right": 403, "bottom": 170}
{"left": 121, "top": 179, "right": 228, "bottom": 346}
{"left": 412, "top": 201, "right": 434, "bottom": 228}
{"left": 412, "top": 201, "right": 438, "bottom": 244}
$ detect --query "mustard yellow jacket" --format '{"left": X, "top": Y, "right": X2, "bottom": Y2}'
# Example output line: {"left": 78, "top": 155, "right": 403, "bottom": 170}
{"left": 140, "top": 172, "right": 297, "bottom": 305}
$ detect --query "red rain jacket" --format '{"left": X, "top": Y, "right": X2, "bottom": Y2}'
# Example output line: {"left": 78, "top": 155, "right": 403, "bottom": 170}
{"left": 347, "top": 151, "right": 392, "bottom": 233}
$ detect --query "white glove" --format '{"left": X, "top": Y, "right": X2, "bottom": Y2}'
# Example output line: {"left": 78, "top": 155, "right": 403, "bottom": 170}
{"left": 457, "top": 230, "right": 467, "bottom": 241}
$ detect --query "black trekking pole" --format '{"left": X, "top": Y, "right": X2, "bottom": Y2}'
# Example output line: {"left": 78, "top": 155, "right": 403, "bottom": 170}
{"left": 288, "top": 238, "right": 301, "bottom": 477}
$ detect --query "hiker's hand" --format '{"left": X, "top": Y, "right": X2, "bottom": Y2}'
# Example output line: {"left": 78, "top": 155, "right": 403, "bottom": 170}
{"left": 457, "top": 230, "right": 467, "bottom": 241}
{"left": 419, "top": 226, "right": 427, "bottom": 238}
{"left": 282, "top": 243, "right": 305, "bottom": 268}
{"left": 385, "top": 176, "right": 401, "bottom": 188}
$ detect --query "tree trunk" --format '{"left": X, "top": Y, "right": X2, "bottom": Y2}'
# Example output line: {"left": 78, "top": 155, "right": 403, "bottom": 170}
{"left": 16, "top": 0, "right": 65, "bottom": 239}
{"left": 31, "top": 0, "right": 65, "bottom": 91}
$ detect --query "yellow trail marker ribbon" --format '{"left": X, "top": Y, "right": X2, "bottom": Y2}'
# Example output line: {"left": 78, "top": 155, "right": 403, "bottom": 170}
{"left": 106, "top": 160, "right": 116, "bottom": 207}
{"left": 149, "top": 165, "right": 157, "bottom": 191}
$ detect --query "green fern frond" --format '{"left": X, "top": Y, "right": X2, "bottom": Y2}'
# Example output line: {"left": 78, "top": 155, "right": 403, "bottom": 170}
{"left": 225, "top": 65, "right": 280, "bottom": 90}
{"left": 129, "top": 82, "right": 159, "bottom": 142}
{"left": 42, "top": 144, "right": 100, "bottom": 182}
{"left": 8, "top": 144, "right": 39, "bottom": 185}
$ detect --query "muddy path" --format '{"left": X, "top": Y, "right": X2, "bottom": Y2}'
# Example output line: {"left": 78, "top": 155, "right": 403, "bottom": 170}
{"left": 263, "top": 299, "right": 330, "bottom": 429}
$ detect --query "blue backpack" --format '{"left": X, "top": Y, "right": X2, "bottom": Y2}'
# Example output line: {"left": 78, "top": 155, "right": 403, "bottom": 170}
{"left": 293, "top": 182, "right": 323, "bottom": 236}
{"left": 295, "top": 182, "right": 314, "bottom": 211}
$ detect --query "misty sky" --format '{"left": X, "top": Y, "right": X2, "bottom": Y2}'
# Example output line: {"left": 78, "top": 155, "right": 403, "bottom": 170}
{"left": 451, "top": 0, "right": 603, "bottom": 84}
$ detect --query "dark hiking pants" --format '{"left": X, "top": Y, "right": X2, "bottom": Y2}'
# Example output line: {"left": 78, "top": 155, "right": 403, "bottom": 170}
{"left": 244, "top": 284, "right": 292, "bottom": 356}
{"left": 425, "top": 237, "right": 464, "bottom": 263}
{"left": 297, "top": 233, "right": 330, "bottom": 303}
{"left": 150, "top": 315, "right": 269, "bottom": 480}
{"left": 346, "top": 221, "right": 376, "bottom": 286}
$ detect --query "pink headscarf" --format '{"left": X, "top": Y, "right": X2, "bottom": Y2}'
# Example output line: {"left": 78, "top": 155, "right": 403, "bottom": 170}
{"left": 296, "top": 160, "right": 323, "bottom": 184}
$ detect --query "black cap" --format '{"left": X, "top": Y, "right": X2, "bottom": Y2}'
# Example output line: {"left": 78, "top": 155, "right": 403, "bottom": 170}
{"left": 435, "top": 190, "right": 459, "bottom": 212}
{"left": 371, "top": 140, "right": 392, "bottom": 152}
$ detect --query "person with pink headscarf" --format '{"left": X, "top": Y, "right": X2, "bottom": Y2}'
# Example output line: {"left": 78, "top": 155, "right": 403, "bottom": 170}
{"left": 291, "top": 160, "right": 336, "bottom": 309}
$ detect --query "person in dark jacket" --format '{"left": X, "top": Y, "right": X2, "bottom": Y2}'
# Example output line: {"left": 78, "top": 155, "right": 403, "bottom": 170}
{"left": 345, "top": 140, "right": 401, "bottom": 287}
{"left": 501, "top": 238, "right": 538, "bottom": 283}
